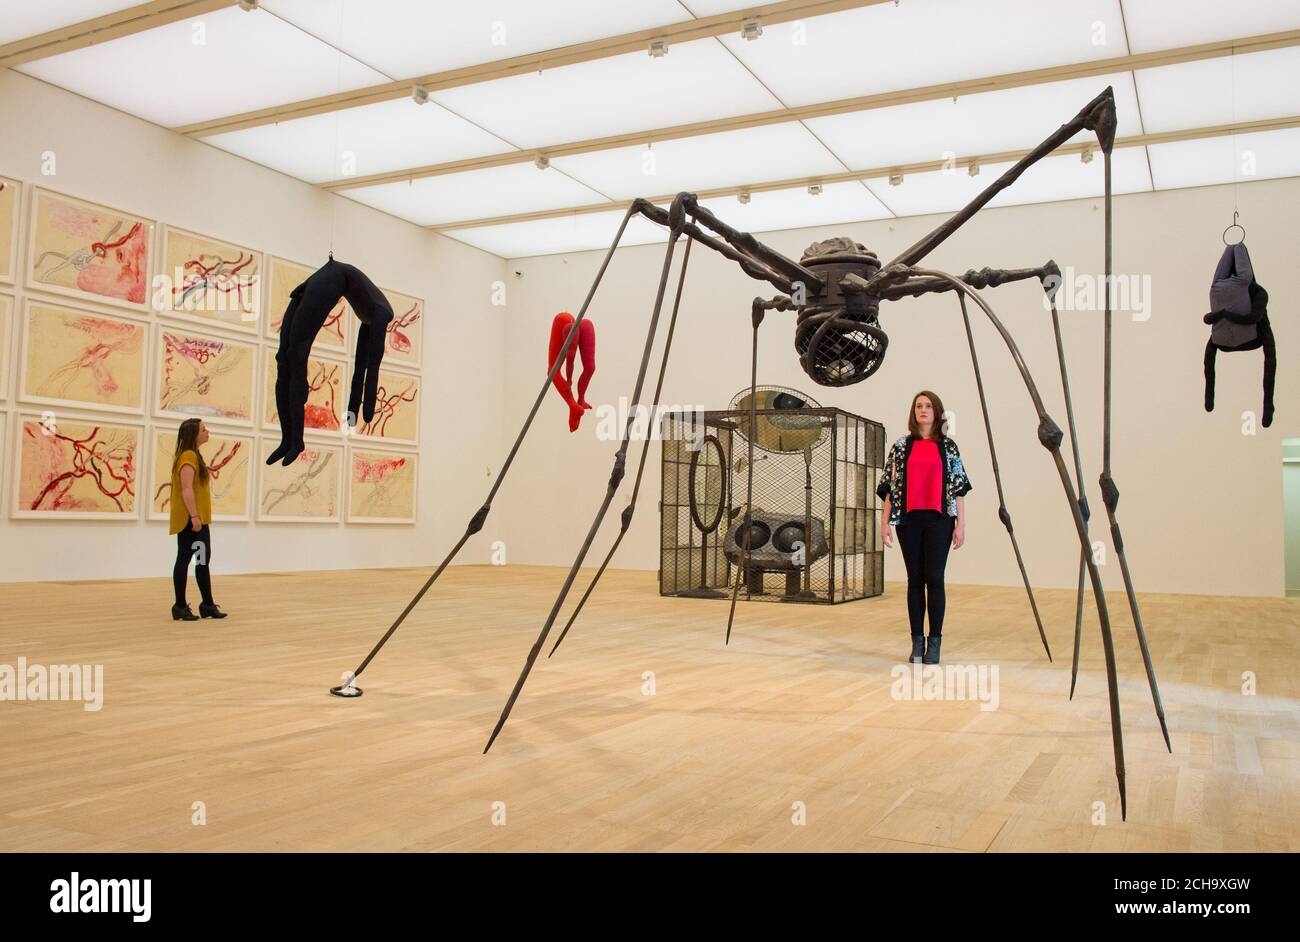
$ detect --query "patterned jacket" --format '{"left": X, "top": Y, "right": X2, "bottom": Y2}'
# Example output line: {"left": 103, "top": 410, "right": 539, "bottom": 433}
{"left": 876, "top": 434, "right": 973, "bottom": 526}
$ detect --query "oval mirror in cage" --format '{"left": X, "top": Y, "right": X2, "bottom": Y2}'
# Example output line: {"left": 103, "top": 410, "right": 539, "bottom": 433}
{"left": 688, "top": 434, "right": 727, "bottom": 534}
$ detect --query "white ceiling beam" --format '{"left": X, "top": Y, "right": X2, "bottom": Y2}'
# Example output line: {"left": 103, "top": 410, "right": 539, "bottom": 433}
{"left": 322, "top": 28, "right": 1300, "bottom": 191}
{"left": 0, "top": 0, "right": 235, "bottom": 69}
{"left": 426, "top": 115, "right": 1300, "bottom": 231}
{"left": 174, "top": 0, "right": 893, "bottom": 137}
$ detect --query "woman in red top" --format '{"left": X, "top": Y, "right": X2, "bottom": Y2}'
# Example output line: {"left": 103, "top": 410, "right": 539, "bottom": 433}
{"left": 881, "top": 390, "right": 966, "bottom": 664}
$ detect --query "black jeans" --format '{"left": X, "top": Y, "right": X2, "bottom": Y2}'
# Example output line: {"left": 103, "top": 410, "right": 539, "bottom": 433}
{"left": 896, "top": 510, "right": 954, "bottom": 637}
{"left": 173, "top": 524, "right": 213, "bottom": 607}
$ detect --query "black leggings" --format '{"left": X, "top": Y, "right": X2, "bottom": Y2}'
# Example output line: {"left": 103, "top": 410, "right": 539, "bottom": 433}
{"left": 173, "top": 525, "right": 213, "bottom": 607}
{"left": 896, "top": 510, "right": 954, "bottom": 637}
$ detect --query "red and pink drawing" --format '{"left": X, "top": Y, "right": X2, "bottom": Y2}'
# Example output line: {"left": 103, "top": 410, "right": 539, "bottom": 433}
{"left": 387, "top": 298, "right": 422, "bottom": 358}
{"left": 17, "top": 419, "right": 138, "bottom": 516}
{"left": 31, "top": 312, "right": 144, "bottom": 404}
{"left": 32, "top": 192, "right": 150, "bottom": 305}
{"left": 158, "top": 330, "right": 252, "bottom": 420}
{"left": 356, "top": 373, "right": 418, "bottom": 441}
{"left": 173, "top": 251, "right": 259, "bottom": 316}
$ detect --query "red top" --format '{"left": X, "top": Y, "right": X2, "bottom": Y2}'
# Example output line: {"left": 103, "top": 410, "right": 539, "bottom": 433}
{"left": 905, "top": 438, "right": 942, "bottom": 512}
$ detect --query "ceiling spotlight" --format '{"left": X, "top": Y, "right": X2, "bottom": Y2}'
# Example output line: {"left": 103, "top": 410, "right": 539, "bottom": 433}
{"left": 411, "top": 84, "right": 429, "bottom": 105}
{"left": 807, "top": 184, "right": 823, "bottom": 196}
{"left": 967, "top": 160, "right": 980, "bottom": 177}
{"left": 534, "top": 155, "right": 550, "bottom": 170}
{"left": 888, "top": 172, "right": 904, "bottom": 187}
{"left": 741, "top": 17, "right": 763, "bottom": 40}
{"left": 238, "top": 0, "right": 258, "bottom": 10}
{"left": 737, "top": 189, "right": 751, "bottom": 205}
{"left": 648, "top": 39, "right": 669, "bottom": 58}
{"left": 1080, "top": 145, "right": 1094, "bottom": 164}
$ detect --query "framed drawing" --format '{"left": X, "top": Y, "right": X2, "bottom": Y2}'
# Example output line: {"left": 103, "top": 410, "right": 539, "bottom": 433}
{"left": 26, "top": 187, "right": 154, "bottom": 313}
{"left": 0, "top": 175, "right": 19, "bottom": 285}
{"left": 264, "top": 256, "right": 348, "bottom": 354}
{"left": 263, "top": 353, "right": 344, "bottom": 434}
{"left": 11, "top": 413, "right": 141, "bottom": 519}
{"left": 0, "top": 293, "right": 12, "bottom": 400}
{"left": 155, "top": 325, "right": 257, "bottom": 426}
{"left": 158, "top": 225, "right": 262, "bottom": 333}
{"left": 257, "top": 439, "right": 342, "bottom": 523}
{"left": 18, "top": 298, "right": 148, "bottom": 414}
{"left": 351, "top": 366, "right": 420, "bottom": 445}
{"left": 346, "top": 446, "right": 417, "bottom": 524}
{"left": 149, "top": 425, "right": 253, "bottom": 523}
{"left": 349, "top": 285, "right": 423, "bottom": 371}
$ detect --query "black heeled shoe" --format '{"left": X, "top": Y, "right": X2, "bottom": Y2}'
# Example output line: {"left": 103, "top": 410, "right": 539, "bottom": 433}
{"left": 922, "top": 636, "right": 942, "bottom": 665}
{"left": 171, "top": 603, "right": 199, "bottom": 622}
{"left": 198, "top": 602, "right": 228, "bottom": 619}
{"left": 909, "top": 636, "right": 925, "bottom": 663}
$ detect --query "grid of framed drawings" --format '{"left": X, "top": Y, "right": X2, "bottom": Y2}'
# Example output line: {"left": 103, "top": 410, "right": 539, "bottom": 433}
{"left": 0, "top": 177, "right": 422, "bottom": 526}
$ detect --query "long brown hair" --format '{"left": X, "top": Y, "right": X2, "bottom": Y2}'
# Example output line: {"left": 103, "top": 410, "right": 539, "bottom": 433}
{"left": 907, "top": 390, "right": 947, "bottom": 440}
{"left": 173, "top": 418, "right": 209, "bottom": 484}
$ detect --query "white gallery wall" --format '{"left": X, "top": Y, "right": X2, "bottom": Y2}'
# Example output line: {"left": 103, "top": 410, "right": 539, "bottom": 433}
{"left": 2, "top": 67, "right": 1295, "bottom": 599}
{"left": 497, "top": 175, "right": 1297, "bottom": 598}
{"left": 0, "top": 69, "right": 508, "bottom": 583}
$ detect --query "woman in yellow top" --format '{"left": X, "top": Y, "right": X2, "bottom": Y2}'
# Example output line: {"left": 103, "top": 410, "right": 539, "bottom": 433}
{"left": 169, "top": 418, "right": 227, "bottom": 621}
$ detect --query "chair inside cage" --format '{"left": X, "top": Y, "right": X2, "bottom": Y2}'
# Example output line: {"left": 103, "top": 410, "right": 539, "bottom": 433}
{"left": 659, "top": 386, "right": 886, "bottom": 604}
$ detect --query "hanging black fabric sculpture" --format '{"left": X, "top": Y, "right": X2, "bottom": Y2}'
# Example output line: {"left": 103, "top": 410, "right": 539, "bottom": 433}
{"left": 268, "top": 258, "right": 393, "bottom": 465}
{"left": 1203, "top": 242, "right": 1276, "bottom": 428}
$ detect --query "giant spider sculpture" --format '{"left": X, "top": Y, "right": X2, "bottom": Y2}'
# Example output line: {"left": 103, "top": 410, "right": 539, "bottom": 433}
{"left": 331, "top": 86, "right": 1167, "bottom": 820}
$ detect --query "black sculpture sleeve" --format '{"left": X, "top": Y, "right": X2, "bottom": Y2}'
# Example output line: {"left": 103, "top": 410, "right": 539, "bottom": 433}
{"left": 348, "top": 324, "right": 370, "bottom": 426}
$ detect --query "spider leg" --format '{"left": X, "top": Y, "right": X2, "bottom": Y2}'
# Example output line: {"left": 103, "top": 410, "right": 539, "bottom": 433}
{"left": 328, "top": 203, "right": 646, "bottom": 696}
{"left": 872, "top": 86, "right": 1117, "bottom": 285}
{"left": 484, "top": 218, "right": 689, "bottom": 753}
{"left": 547, "top": 234, "right": 697, "bottom": 658}
{"left": 910, "top": 266, "right": 1128, "bottom": 820}
{"left": 1036, "top": 263, "right": 1095, "bottom": 700}
{"left": 952, "top": 292, "right": 1051, "bottom": 661}
{"left": 724, "top": 297, "right": 769, "bottom": 644}
{"left": 1098, "top": 151, "right": 1171, "bottom": 752}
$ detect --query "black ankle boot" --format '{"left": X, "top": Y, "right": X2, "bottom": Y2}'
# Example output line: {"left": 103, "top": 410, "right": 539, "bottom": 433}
{"left": 909, "top": 636, "right": 925, "bottom": 663}
{"left": 922, "top": 635, "right": 942, "bottom": 665}
{"left": 171, "top": 603, "right": 198, "bottom": 622}
{"left": 199, "top": 602, "right": 228, "bottom": 619}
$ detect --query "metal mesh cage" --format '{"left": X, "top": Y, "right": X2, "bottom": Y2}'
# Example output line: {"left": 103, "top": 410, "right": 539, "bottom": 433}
{"left": 659, "top": 406, "right": 885, "bottom": 604}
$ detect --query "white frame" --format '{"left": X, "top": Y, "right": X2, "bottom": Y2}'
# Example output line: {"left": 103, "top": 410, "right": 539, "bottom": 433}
{"left": 157, "top": 224, "right": 263, "bottom": 335}
{"left": 17, "top": 296, "right": 149, "bottom": 416}
{"left": 153, "top": 323, "right": 259, "bottom": 428}
{"left": 0, "top": 175, "right": 20, "bottom": 286}
{"left": 346, "top": 363, "right": 421, "bottom": 447}
{"left": 255, "top": 437, "right": 343, "bottom": 524}
{"left": 345, "top": 443, "right": 418, "bottom": 525}
{"left": 25, "top": 187, "right": 155, "bottom": 315}
{"left": 0, "top": 412, "right": 7, "bottom": 515}
{"left": 146, "top": 424, "right": 256, "bottom": 524}
{"left": 262, "top": 255, "right": 349, "bottom": 354}
{"left": 261, "top": 349, "right": 348, "bottom": 438}
{"left": 9, "top": 410, "right": 144, "bottom": 520}
{"left": 0, "top": 291, "right": 13, "bottom": 401}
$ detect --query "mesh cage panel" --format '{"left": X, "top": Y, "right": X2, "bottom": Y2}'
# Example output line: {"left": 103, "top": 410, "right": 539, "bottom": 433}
{"left": 660, "top": 406, "right": 884, "bottom": 604}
